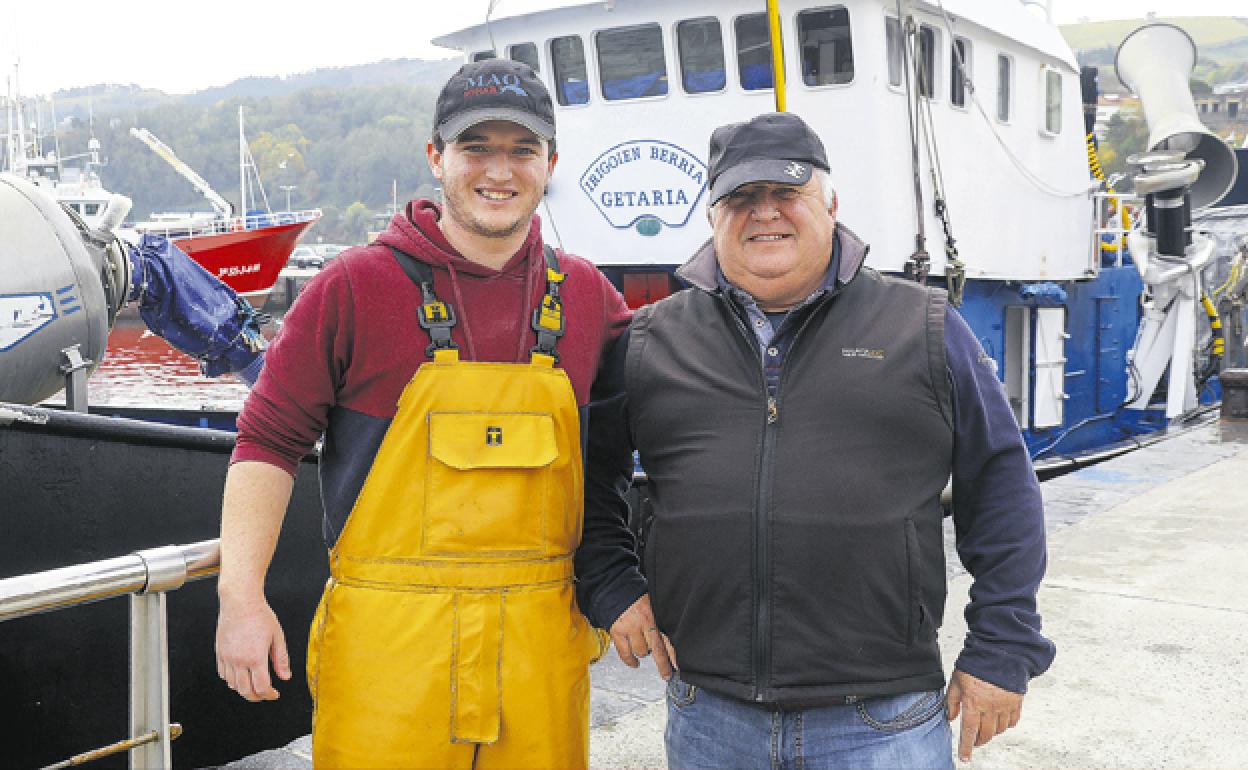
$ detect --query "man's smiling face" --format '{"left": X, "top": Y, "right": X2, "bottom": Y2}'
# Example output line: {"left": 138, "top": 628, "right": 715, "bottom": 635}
{"left": 711, "top": 178, "right": 837, "bottom": 311}
{"left": 428, "top": 120, "right": 556, "bottom": 241}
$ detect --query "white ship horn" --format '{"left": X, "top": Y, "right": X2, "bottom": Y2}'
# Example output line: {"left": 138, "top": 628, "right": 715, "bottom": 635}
{"left": 1116, "top": 23, "right": 1237, "bottom": 209}
{"left": 98, "top": 194, "right": 133, "bottom": 234}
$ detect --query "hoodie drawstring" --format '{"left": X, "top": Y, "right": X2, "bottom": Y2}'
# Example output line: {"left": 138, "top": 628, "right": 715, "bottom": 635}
{"left": 445, "top": 261, "right": 478, "bottom": 361}
{"left": 515, "top": 248, "right": 538, "bottom": 362}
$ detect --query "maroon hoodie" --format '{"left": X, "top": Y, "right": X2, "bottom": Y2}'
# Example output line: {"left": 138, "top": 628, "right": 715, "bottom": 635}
{"left": 233, "top": 201, "right": 631, "bottom": 544}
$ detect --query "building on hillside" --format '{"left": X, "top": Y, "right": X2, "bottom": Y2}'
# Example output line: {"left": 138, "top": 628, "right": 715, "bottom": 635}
{"left": 1196, "top": 84, "right": 1247, "bottom": 133}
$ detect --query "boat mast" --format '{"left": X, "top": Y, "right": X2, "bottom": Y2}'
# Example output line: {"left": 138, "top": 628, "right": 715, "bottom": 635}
{"left": 6, "top": 60, "right": 30, "bottom": 176}
{"left": 238, "top": 106, "right": 247, "bottom": 219}
{"left": 766, "top": 0, "right": 787, "bottom": 112}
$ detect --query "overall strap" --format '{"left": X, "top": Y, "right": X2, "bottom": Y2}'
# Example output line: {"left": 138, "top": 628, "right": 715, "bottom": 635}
{"left": 390, "top": 246, "right": 458, "bottom": 357}
{"left": 531, "top": 244, "right": 566, "bottom": 361}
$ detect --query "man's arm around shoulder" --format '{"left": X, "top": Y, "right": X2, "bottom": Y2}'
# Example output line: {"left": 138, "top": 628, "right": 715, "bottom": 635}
{"left": 215, "top": 460, "right": 295, "bottom": 702}
{"left": 575, "top": 328, "right": 675, "bottom": 678}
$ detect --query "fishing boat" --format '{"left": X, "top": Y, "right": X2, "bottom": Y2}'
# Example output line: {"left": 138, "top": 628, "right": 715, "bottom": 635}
{"left": 431, "top": 0, "right": 1248, "bottom": 460}
{"left": 124, "top": 109, "right": 321, "bottom": 301}
{"left": 2, "top": 83, "right": 319, "bottom": 301}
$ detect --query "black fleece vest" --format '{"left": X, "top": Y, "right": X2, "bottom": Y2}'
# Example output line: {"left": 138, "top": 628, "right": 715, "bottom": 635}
{"left": 628, "top": 267, "right": 954, "bottom": 705}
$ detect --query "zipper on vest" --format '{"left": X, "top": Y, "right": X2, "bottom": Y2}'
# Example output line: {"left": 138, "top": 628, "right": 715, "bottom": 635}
{"left": 753, "top": 397, "right": 778, "bottom": 701}
{"left": 713, "top": 281, "right": 843, "bottom": 701}
{"left": 716, "top": 294, "right": 773, "bottom": 702}
{"left": 748, "top": 294, "right": 834, "bottom": 701}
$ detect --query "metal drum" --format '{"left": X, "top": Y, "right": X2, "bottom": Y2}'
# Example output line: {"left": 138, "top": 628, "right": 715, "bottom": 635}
{"left": 0, "top": 173, "right": 128, "bottom": 404}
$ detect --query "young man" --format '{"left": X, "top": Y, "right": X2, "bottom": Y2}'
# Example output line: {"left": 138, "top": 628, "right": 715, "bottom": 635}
{"left": 579, "top": 112, "right": 1055, "bottom": 768}
{"left": 214, "top": 59, "right": 630, "bottom": 768}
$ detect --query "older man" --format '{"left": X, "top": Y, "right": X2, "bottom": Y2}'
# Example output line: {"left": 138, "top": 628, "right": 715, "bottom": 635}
{"left": 576, "top": 112, "right": 1055, "bottom": 768}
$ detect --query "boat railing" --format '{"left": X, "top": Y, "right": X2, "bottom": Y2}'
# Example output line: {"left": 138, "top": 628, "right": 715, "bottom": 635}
{"left": 139, "top": 208, "right": 322, "bottom": 241}
{"left": 0, "top": 540, "right": 221, "bottom": 769}
{"left": 1093, "top": 190, "right": 1141, "bottom": 269}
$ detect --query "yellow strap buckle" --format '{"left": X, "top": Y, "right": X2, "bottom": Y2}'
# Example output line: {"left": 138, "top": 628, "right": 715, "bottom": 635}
{"left": 536, "top": 296, "right": 563, "bottom": 333}
{"left": 422, "top": 301, "right": 451, "bottom": 324}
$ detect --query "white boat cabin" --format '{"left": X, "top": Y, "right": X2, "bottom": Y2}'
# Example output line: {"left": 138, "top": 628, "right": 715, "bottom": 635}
{"left": 435, "top": 0, "right": 1097, "bottom": 282}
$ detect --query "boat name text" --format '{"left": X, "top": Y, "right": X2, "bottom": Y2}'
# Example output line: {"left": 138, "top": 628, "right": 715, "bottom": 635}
{"left": 579, "top": 140, "right": 708, "bottom": 230}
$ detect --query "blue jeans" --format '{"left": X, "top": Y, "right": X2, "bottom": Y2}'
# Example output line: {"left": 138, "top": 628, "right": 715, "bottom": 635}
{"left": 664, "top": 675, "right": 954, "bottom": 770}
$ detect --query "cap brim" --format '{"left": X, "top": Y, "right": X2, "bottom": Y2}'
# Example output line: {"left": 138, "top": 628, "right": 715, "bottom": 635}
{"left": 437, "top": 108, "right": 555, "bottom": 142}
{"left": 709, "top": 159, "right": 816, "bottom": 205}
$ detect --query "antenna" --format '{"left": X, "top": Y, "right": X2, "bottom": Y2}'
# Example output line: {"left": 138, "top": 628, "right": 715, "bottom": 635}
{"left": 485, "top": 0, "right": 501, "bottom": 55}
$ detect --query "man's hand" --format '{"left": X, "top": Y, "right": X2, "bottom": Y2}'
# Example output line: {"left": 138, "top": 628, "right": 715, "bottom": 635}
{"left": 215, "top": 594, "right": 291, "bottom": 701}
{"left": 609, "top": 594, "right": 677, "bottom": 680}
{"left": 945, "top": 669, "right": 1024, "bottom": 762}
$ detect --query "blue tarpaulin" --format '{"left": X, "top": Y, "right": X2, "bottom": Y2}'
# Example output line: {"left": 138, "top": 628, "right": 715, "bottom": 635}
{"left": 125, "top": 234, "right": 265, "bottom": 384}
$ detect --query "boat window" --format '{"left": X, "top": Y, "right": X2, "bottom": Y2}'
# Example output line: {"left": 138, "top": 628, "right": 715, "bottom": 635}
{"left": 735, "top": 13, "right": 774, "bottom": 91}
{"left": 1231, "top": 102, "right": 1240, "bottom": 119}
{"left": 82, "top": 202, "right": 101, "bottom": 216}
{"left": 551, "top": 35, "right": 590, "bottom": 106}
{"left": 951, "top": 37, "right": 970, "bottom": 107}
{"left": 472, "top": 50, "right": 497, "bottom": 62}
{"left": 1211, "top": 102, "right": 1220, "bottom": 113}
{"left": 678, "top": 17, "right": 727, "bottom": 94}
{"left": 885, "top": 17, "right": 902, "bottom": 87}
{"left": 597, "top": 23, "right": 669, "bottom": 100}
{"left": 917, "top": 25, "right": 937, "bottom": 98}
{"left": 997, "top": 54, "right": 1012, "bottom": 122}
{"left": 797, "top": 7, "right": 854, "bottom": 86}
{"left": 509, "top": 43, "right": 540, "bottom": 73}
{"left": 1044, "top": 67, "right": 1062, "bottom": 134}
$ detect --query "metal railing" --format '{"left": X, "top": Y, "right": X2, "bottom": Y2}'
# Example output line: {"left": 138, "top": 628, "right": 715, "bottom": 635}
{"left": 136, "top": 208, "right": 322, "bottom": 241}
{"left": 0, "top": 540, "right": 221, "bottom": 769}
{"left": 1092, "top": 190, "right": 1141, "bottom": 269}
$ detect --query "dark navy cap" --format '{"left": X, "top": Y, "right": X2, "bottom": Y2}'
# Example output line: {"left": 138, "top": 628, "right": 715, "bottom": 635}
{"left": 434, "top": 59, "right": 555, "bottom": 142}
{"left": 707, "top": 112, "right": 830, "bottom": 205}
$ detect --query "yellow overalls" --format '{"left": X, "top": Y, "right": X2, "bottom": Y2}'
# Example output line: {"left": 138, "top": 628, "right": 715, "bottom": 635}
{"left": 306, "top": 248, "right": 606, "bottom": 768}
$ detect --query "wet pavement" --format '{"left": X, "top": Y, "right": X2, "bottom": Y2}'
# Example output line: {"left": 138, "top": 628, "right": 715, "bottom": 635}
{"left": 217, "top": 420, "right": 1248, "bottom": 769}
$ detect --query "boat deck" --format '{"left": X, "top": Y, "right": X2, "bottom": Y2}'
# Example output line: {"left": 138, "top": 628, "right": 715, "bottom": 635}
{"left": 214, "top": 420, "right": 1248, "bottom": 769}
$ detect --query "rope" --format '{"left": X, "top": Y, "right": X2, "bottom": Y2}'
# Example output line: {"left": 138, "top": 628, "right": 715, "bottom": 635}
{"left": 898, "top": 3, "right": 930, "bottom": 285}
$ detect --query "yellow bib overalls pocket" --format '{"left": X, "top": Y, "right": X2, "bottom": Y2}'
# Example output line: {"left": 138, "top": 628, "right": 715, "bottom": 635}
{"left": 306, "top": 248, "right": 607, "bottom": 769}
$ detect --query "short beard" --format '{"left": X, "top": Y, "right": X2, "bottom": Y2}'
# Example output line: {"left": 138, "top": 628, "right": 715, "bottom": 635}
{"left": 443, "top": 185, "right": 529, "bottom": 238}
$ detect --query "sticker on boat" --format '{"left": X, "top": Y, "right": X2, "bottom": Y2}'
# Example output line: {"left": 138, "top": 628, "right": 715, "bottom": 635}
{"left": 0, "top": 293, "right": 58, "bottom": 351}
{"left": 579, "top": 140, "right": 708, "bottom": 231}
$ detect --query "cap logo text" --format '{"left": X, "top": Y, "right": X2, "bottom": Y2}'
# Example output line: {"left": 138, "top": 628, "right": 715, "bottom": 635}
{"left": 784, "top": 162, "right": 805, "bottom": 179}
{"left": 464, "top": 73, "right": 528, "bottom": 98}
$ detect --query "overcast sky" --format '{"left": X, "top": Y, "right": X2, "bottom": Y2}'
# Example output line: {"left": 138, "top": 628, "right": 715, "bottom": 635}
{"left": 2, "top": 0, "right": 1243, "bottom": 97}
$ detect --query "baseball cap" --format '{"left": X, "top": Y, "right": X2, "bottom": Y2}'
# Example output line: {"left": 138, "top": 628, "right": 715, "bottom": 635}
{"left": 707, "top": 112, "right": 830, "bottom": 205}
{"left": 434, "top": 59, "right": 556, "bottom": 142}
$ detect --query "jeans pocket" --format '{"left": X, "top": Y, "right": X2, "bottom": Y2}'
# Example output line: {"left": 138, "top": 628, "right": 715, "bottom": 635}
{"left": 666, "top": 673, "right": 698, "bottom": 708}
{"left": 856, "top": 689, "right": 946, "bottom": 732}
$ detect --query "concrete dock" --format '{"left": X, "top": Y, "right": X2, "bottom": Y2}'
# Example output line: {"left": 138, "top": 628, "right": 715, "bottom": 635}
{"left": 219, "top": 420, "right": 1248, "bottom": 769}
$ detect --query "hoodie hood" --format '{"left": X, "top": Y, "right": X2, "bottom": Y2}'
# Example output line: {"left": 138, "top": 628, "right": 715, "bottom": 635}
{"left": 373, "top": 199, "right": 544, "bottom": 280}
{"left": 370, "top": 198, "right": 550, "bottom": 362}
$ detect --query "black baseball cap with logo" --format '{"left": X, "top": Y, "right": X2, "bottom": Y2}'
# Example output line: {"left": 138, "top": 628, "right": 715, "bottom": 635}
{"left": 434, "top": 59, "right": 556, "bottom": 142}
{"left": 707, "top": 112, "right": 831, "bottom": 205}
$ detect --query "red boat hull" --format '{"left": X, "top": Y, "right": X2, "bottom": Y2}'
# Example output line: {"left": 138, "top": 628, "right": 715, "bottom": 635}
{"left": 173, "top": 218, "right": 316, "bottom": 296}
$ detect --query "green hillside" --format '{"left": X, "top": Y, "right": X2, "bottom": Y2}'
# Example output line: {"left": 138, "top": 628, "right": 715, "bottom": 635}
{"left": 1059, "top": 16, "right": 1248, "bottom": 50}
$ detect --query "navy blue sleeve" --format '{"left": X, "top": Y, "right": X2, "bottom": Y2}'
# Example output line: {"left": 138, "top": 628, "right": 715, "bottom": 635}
{"left": 575, "top": 329, "right": 648, "bottom": 629}
{"left": 946, "top": 307, "right": 1056, "bottom": 693}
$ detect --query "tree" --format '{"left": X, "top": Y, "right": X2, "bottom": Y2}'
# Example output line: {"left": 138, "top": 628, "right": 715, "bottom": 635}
{"left": 342, "top": 201, "right": 373, "bottom": 245}
{"left": 1102, "top": 112, "right": 1150, "bottom": 179}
